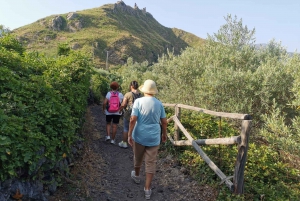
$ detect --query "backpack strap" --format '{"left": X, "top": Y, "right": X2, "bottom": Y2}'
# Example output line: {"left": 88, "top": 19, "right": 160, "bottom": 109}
{"left": 111, "top": 91, "right": 119, "bottom": 96}
{"left": 131, "top": 92, "right": 140, "bottom": 102}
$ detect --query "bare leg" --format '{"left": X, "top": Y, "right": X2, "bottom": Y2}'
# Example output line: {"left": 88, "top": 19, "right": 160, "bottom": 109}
{"left": 106, "top": 123, "right": 111, "bottom": 136}
{"left": 122, "top": 131, "right": 128, "bottom": 143}
{"left": 145, "top": 173, "right": 154, "bottom": 190}
{"left": 134, "top": 166, "right": 140, "bottom": 176}
{"left": 111, "top": 123, "right": 118, "bottom": 140}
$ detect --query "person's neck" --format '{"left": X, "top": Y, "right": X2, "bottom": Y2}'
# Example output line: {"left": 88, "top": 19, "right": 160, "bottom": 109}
{"left": 144, "top": 93, "right": 153, "bottom": 97}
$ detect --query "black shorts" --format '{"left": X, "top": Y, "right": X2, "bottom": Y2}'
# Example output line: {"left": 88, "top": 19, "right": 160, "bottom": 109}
{"left": 106, "top": 115, "right": 121, "bottom": 124}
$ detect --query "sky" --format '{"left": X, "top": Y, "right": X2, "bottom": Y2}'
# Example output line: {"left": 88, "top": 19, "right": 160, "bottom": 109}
{"left": 1, "top": 0, "right": 299, "bottom": 52}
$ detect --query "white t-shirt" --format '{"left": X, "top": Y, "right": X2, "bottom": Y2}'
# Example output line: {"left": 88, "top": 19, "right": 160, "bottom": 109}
{"left": 105, "top": 91, "right": 124, "bottom": 115}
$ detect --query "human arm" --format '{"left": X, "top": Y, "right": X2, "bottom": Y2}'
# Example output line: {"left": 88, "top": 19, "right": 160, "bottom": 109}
{"left": 160, "top": 118, "right": 168, "bottom": 143}
{"left": 127, "top": 115, "right": 137, "bottom": 146}
{"left": 102, "top": 98, "right": 108, "bottom": 114}
{"left": 119, "top": 97, "right": 128, "bottom": 113}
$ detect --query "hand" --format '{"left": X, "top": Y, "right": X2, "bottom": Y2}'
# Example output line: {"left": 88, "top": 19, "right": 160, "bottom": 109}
{"left": 128, "top": 136, "right": 133, "bottom": 146}
{"left": 161, "top": 134, "right": 167, "bottom": 143}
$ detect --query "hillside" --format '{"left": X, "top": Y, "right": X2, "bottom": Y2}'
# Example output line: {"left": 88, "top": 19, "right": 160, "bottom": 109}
{"left": 12, "top": 1, "right": 205, "bottom": 68}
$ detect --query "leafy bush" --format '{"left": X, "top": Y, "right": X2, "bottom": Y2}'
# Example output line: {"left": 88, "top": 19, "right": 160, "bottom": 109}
{"left": 113, "top": 57, "right": 151, "bottom": 94}
{"left": 0, "top": 34, "right": 92, "bottom": 181}
{"left": 90, "top": 68, "right": 110, "bottom": 104}
{"left": 90, "top": 67, "right": 124, "bottom": 104}
{"left": 119, "top": 14, "right": 300, "bottom": 200}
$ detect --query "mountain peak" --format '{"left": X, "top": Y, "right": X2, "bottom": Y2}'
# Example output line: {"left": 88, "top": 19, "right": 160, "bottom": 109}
{"left": 113, "top": 1, "right": 152, "bottom": 18}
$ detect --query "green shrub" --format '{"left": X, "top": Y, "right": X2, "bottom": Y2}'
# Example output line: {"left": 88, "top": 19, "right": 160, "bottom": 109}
{"left": 0, "top": 34, "right": 92, "bottom": 181}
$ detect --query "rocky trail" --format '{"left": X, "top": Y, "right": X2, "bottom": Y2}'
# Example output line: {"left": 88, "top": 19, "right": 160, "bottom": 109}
{"left": 48, "top": 104, "right": 217, "bottom": 201}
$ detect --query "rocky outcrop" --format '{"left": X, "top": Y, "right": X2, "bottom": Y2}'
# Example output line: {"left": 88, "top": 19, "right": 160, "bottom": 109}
{"left": 71, "top": 43, "right": 80, "bottom": 50}
{"left": 48, "top": 13, "right": 82, "bottom": 32}
{"left": 50, "top": 16, "right": 64, "bottom": 31}
{"left": 67, "top": 20, "right": 83, "bottom": 32}
{"left": 67, "top": 12, "right": 78, "bottom": 20}
{"left": 113, "top": 1, "right": 152, "bottom": 17}
{"left": 0, "top": 180, "right": 47, "bottom": 201}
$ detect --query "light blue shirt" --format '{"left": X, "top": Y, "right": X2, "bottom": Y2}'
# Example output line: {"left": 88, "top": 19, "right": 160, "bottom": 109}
{"left": 131, "top": 96, "right": 166, "bottom": 146}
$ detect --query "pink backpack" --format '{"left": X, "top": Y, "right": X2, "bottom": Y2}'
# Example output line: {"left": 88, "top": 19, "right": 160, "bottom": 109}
{"left": 108, "top": 91, "right": 120, "bottom": 113}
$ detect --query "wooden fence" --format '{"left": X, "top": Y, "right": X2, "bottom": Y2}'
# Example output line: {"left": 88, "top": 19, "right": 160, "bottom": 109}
{"left": 163, "top": 103, "right": 252, "bottom": 194}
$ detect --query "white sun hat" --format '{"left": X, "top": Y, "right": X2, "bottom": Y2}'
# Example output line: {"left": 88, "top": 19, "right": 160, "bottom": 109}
{"left": 139, "top": 79, "right": 158, "bottom": 95}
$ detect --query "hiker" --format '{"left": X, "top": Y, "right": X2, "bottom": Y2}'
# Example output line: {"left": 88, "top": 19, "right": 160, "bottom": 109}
{"left": 127, "top": 79, "right": 167, "bottom": 200}
{"left": 118, "top": 80, "right": 141, "bottom": 148}
{"left": 102, "top": 81, "right": 124, "bottom": 145}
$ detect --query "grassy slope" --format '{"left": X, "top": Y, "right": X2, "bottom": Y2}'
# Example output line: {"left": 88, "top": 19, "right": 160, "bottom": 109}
{"left": 12, "top": 2, "right": 205, "bottom": 68}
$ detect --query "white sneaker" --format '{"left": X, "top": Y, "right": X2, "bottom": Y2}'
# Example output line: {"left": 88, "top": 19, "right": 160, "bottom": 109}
{"left": 131, "top": 170, "right": 140, "bottom": 184}
{"left": 144, "top": 188, "right": 152, "bottom": 200}
{"left": 118, "top": 141, "right": 128, "bottom": 148}
{"left": 105, "top": 136, "right": 110, "bottom": 141}
{"left": 110, "top": 139, "right": 116, "bottom": 144}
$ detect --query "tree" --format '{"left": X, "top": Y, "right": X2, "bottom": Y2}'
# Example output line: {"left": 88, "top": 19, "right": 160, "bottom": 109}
{"left": 0, "top": 25, "right": 10, "bottom": 37}
{"left": 207, "top": 14, "right": 256, "bottom": 50}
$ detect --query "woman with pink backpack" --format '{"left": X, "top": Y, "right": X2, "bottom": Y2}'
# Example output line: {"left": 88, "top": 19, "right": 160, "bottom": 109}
{"left": 102, "top": 81, "right": 124, "bottom": 144}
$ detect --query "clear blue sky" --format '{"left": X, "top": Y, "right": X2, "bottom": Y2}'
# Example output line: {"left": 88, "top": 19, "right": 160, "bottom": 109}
{"left": 1, "top": 0, "right": 299, "bottom": 52}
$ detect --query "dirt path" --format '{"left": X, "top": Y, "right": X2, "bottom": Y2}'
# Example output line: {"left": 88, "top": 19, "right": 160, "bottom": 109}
{"left": 48, "top": 104, "right": 217, "bottom": 201}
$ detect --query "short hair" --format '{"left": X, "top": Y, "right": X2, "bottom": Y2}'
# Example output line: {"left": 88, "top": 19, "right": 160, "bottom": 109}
{"left": 110, "top": 81, "right": 119, "bottom": 90}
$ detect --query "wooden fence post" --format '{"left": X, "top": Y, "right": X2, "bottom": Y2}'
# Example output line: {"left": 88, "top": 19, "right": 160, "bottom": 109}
{"left": 233, "top": 119, "right": 252, "bottom": 194}
{"left": 174, "top": 105, "right": 181, "bottom": 141}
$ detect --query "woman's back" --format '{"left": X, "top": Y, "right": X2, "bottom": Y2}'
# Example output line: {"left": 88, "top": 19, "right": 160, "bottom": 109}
{"left": 131, "top": 97, "right": 165, "bottom": 146}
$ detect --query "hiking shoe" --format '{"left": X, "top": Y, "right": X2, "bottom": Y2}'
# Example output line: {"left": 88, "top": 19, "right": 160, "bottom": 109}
{"left": 118, "top": 141, "right": 128, "bottom": 148}
{"left": 110, "top": 139, "right": 116, "bottom": 145}
{"left": 131, "top": 170, "right": 140, "bottom": 184}
{"left": 105, "top": 136, "right": 110, "bottom": 141}
{"left": 144, "top": 188, "right": 152, "bottom": 200}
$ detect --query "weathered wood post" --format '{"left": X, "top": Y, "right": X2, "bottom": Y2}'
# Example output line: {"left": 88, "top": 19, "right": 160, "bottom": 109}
{"left": 174, "top": 104, "right": 181, "bottom": 141}
{"left": 233, "top": 119, "right": 252, "bottom": 194}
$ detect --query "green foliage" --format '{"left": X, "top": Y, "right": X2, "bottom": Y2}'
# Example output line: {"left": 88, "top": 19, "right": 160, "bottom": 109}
{"left": 140, "top": 14, "right": 299, "bottom": 200}
{"left": 207, "top": 14, "right": 256, "bottom": 49}
{"left": 57, "top": 43, "right": 71, "bottom": 56}
{"left": 243, "top": 143, "right": 299, "bottom": 200}
{"left": 0, "top": 33, "right": 24, "bottom": 54}
{"left": 90, "top": 68, "right": 110, "bottom": 104}
{"left": 0, "top": 34, "right": 92, "bottom": 181}
{"left": 161, "top": 109, "right": 300, "bottom": 201}
{"left": 89, "top": 66, "right": 125, "bottom": 104}
{"left": 114, "top": 57, "right": 155, "bottom": 94}
{"left": 176, "top": 111, "right": 239, "bottom": 182}
{"left": 289, "top": 54, "right": 300, "bottom": 108}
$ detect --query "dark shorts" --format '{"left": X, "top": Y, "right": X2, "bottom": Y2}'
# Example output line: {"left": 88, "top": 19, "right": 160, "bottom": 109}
{"left": 106, "top": 115, "right": 121, "bottom": 124}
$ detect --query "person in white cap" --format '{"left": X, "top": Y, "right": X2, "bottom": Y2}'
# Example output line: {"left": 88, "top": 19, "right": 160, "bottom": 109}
{"left": 127, "top": 79, "right": 167, "bottom": 200}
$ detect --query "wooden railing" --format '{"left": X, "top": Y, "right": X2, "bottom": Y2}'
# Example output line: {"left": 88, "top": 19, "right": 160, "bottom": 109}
{"left": 163, "top": 103, "right": 252, "bottom": 194}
